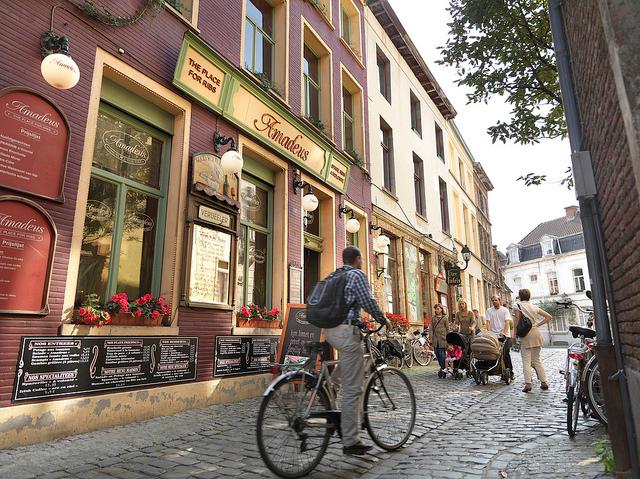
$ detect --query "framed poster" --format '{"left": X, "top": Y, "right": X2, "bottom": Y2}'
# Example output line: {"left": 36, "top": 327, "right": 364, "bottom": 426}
{"left": 0, "top": 196, "right": 57, "bottom": 314}
{"left": 0, "top": 88, "right": 70, "bottom": 202}
{"left": 288, "top": 266, "right": 303, "bottom": 304}
{"left": 191, "top": 152, "right": 239, "bottom": 202}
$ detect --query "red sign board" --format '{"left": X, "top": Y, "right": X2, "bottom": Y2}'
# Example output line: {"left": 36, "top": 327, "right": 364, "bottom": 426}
{"left": 0, "top": 88, "right": 70, "bottom": 202}
{"left": 0, "top": 196, "right": 56, "bottom": 314}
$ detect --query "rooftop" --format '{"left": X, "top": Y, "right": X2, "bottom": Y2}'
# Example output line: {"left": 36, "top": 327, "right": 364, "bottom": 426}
{"left": 518, "top": 210, "right": 583, "bottom": 246}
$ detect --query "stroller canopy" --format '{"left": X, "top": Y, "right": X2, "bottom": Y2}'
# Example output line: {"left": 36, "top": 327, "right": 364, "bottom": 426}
{"left": 446, "top": 331, "right": 465, "bottom": 348}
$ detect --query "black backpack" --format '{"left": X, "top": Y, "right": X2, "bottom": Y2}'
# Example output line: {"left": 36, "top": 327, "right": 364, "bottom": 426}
{"left": 307, "top": 267, "right": 351, "bottom": 328}
{"left": 516, "top": 304, "right": 533, "bottom": 338}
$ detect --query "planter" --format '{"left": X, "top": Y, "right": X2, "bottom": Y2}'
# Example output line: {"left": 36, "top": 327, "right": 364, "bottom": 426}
{"left": 108, "top": 312, "right": 167, "bottom": 327}
{"left": 237, "top": 317, "right": 281, "bottom": 329}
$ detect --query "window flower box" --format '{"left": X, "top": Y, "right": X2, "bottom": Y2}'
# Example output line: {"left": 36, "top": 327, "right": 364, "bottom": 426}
{"left": 236, "top": 304, "right": 281, "bottom": 328}
{"left": 74, "top": 293, "right": 172, "bottom": 327}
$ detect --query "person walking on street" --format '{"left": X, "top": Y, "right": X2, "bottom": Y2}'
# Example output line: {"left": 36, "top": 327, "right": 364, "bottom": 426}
{"left": 323, "top": 246, "right": 391, "bottom": 455}
{"left": 429, "top": 303, "right": 449, "bottom": 374}
{"left": 453, "top": 299, "right": 476, "bottom": 358}
{"left": 473, "top": 308, "right": 484, "bottom": 334}
{"left": 485, "top": 295, "right": 514, "bottom": 380}
{"left": 513, "top": 288, "right": 552, "bottom": 393}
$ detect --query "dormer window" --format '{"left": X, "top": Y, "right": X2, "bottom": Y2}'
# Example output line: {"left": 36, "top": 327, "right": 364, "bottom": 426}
{"left": 507, "top": 244, "right": 519, "bottom": 264}
{"left": 541, "top": 237, "right": 554, "bottom": 256}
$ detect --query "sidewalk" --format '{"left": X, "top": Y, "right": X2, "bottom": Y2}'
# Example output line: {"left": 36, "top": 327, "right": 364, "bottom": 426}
{"left": 0, "top": 348, "right": 608, "bottom": 478}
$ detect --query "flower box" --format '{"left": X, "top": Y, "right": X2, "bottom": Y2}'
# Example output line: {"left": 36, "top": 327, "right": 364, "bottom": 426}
{"left": 109, "top": 313, "right": 167, "bottom": 327}
{"left": 236, "top": 317, "right": 281, "bottom": 329}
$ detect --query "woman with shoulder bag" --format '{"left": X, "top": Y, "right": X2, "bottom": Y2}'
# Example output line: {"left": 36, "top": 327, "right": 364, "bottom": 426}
{"left": 513, "top": 288, "right": 553, "bottom": 392}
{"left": 429, "top": 303, "right": 449, "bottom": 375}
{"left": 453, "top": 299, "right": 476, "bottom": 359}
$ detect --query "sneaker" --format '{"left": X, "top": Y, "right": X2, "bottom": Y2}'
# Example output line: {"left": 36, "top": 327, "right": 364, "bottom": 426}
{"left": 540, "top": 382, "right": 549, "bottom": 390}
{"left": 522, "top": 384, "right": 532, "bottom": 393}
{"left": 343, "top": 443, "right": 373, "bottom": 456}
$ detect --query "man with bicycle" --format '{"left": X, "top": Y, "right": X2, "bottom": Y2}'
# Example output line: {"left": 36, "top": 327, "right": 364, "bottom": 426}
{"left": 324, "top": 246, "right": 391, "bottom": 456}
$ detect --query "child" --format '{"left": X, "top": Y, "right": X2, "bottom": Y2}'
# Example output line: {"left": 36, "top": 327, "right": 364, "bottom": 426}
{"left": 445, "top": 342, "right": 462, "bottom": 371}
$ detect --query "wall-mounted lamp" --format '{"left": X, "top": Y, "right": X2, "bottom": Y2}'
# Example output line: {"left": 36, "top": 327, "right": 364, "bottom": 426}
{"left": 213, "top": 131, "right": 242, "bottom": 196}
{"left": 339, "top": 205, "right": 361, "bottom": 234}
{"left": 40, "top": 30, "right": 80, "bottom": 90}
{"left": 293, "top": 175, "right": 319, "bottom": 213}
{"left": 444, "top": 243, "right": 472, "bottom": 272}
{"left": 375, "top": 250, "right": 389, "bottom": 278}
{"left": 370, "top": 224, "right": 390, "bottom": 254}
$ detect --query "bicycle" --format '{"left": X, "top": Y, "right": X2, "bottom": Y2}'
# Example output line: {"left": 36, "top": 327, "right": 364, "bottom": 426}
{"left": 256, "top": 322, "right": 416, "bottom": 478}
{"left": 409, "top": 329, "right": 435, "bottom": 366}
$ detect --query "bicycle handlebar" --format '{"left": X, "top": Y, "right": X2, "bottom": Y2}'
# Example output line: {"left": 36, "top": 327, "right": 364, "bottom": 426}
{"left": 360, "top": 320, "right": 386, "bottom": 334}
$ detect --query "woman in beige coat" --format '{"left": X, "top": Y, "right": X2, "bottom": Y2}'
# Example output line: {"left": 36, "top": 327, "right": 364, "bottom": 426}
{"left": 429, "top": 304, "right": 449, "bottom": 374}
{"left": 513, "top": 289, "right": 552, "bottom": 392}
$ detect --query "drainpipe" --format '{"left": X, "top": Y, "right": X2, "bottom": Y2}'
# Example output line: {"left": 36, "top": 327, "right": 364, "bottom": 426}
{"left": 548, "top": 1, "right": 639, "bottom": 476}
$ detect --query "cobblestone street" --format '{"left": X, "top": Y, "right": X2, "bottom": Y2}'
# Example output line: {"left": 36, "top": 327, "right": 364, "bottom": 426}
{"left": 0, "top": 348, "right": 608, "bottom": 479}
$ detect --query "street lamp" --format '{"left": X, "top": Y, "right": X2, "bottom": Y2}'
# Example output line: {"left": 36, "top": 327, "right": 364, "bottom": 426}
{"left": 338, "top": 205, "right": 361, "bottom": 234}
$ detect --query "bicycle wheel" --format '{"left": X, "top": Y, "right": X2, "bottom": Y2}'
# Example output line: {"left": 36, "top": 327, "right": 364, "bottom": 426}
{"left": 364, "top": 367, "right": 416, "bottom": 450}
{"left": 413, "top": 341, "right": 433, "bottom": 366}
{"left": 257, "top": 373, "right": 332, "bottom": 478}
{"left": 566, "top": 382, "right": 580, "bottom": 438}
{"left": 403, "top": 339, "right": 414, "bottom": 368}
{"left": 586, "top": 361, "right": 607, "bottom": 425}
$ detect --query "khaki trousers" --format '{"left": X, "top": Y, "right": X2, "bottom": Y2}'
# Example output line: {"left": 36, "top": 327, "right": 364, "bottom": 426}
{"left": 521, "top": 345, "right": 548, "bottom": 385}
{"left": 324, "top": 324, "right": 364, "bottom": 447}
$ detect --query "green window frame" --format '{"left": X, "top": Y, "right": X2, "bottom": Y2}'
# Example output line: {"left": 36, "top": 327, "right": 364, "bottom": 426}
{"left": 342, "top": 87, "right": 355, "bottom": 151}
{"left": 76, "top": 102, "right": 170, "bottom": 302}
{"left": 244, "top": 0, "right": 275, "bottom": 81}
{"left": 304, "top": 45, "right": 322, "bottom": 122}
{"left": 237, "top": 174, "right": 274, "bottom": 308}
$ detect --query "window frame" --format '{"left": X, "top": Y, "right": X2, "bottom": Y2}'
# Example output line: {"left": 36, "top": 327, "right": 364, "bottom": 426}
{"left": 244, "top": 0, "right": 276, "bottom": 82}
{"left": 77, "top": 103, "right": 171, "bottom": 301}
{"left": 413, "top": 153, "right": 426, "bottom": 216}
{"left": 342, "top": 86, "right": 355, "bottom": 152}
{"left": 573, "top": 268, "right": 585, "bottom": 293}
{"left": 380, "top": 117, "right": 395, "bottom": 193}
{"left": 237, "top": 173, "right": 275, "bottom": 309}
{"left": 165, "top": 0, "right": 199, "bottom": 26}
{"left": 410, "top": 90, "right": 422, "bottom": 136}
{"left": 303, "top": 44, "right": 322, "bottom": 122}
{"left": 439, "top": 178, "right": 450, "bottom": 233}
{"left": 376, "top": 46, "right": 391, "bottom": 103}
{"left": 547, "top": 271, "right": 559, "bottom": 296}
{"left": 435, "top": 124, "right": 445, "bottom": 160}
{"left": 384, "top": 237, "right": 400, "bottom": 313}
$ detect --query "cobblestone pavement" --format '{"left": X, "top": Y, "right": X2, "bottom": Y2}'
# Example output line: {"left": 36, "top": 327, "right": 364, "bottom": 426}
{"left": 0, "top": 348, "right": 609, "bottom": 479}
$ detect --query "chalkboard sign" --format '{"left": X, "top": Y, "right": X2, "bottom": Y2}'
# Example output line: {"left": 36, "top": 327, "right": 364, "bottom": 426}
{"left": 13, "top": 336, "right": 198, "bottom": 402}
{"left": 277, "top": 304, "right": 323, "bottom": 366}
{"left": 214, "top": 335, "right": 279, "bottom": 377}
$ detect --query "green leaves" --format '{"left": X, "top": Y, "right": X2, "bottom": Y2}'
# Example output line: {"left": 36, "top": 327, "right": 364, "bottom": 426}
{"left": 439, "top": 0, "right": 566, "bottom": 144}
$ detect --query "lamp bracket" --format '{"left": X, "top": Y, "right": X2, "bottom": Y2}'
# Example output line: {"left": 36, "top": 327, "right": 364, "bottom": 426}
{"left": 41, "top": 31, "right": 69, "bottom": 58}
{"left": 369, "top": 223, "right": 383, "bottom": 233}
{"left": 213, "top": 131, "right": 236, "bottom": 153}
{"left": 293, "top": 175, "right": 311, "bottom": 195}
{"left": 338, "top": 205, "right": 353, "bottom": 218}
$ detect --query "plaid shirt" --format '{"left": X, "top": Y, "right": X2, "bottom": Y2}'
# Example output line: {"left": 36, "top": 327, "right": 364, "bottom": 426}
{"left": 343, "top": 265, "right": 386, "bottom": 324}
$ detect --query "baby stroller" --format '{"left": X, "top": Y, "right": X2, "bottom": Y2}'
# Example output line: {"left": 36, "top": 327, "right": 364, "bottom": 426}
{"left": 439, "top": 332, "right": 469, "bottom": 380}
{"left": 470, "top": 331, "right": 512, "bottom": 385}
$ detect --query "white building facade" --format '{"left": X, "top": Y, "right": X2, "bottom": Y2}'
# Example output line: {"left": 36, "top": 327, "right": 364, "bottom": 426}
{"left": 503, "top": 206, "right": 591, "bottom": 345}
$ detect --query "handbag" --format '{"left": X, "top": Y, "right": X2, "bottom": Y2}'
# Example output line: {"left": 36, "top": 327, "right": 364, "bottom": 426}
{"left": 516, "top": 304, "right": 533, "bottom": 338}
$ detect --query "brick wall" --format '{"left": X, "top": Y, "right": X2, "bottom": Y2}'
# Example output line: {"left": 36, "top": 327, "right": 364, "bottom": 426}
{"left": 563, "top": 1, "right": 640, "bottom": 370}
{"left": 0, "top": 0, "right": 372, "bottom": 406}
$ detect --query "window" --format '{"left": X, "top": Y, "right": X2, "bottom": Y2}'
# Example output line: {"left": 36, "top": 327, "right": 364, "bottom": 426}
{"left": 508, "top": 246, "right": 519, "bottom": 264}
{"left": 413, "top": 153, "right": 426, "bottom": 216}
{"left": 384, "top": 238, "right": 400, "bottom": 313}
{"left": 541, "top": 238, "right": 554, "bottom": 256}
{"left": 341, "top": 6, "right": 351, "bottom": 44}
{"left": 377, "top": 46, "right": 391, "bottom": 102}
{"left": 530, "top": 274, "right": 538, "bottom": 282}
{"left": 341, "top": 68, "right": 364, "bottom": 161}
{"left": 167, "top": 0, "right": 197, "bottom": 24}
{"left": 342, "top": 87, "right": 354, "bottom": 151}
{"left": 513, "top": 276, "right": 522, "bottom": 291}
{"left": 237, "top": 174, "right": 273, "bottom": 308}
{"left": 303, "top": 24, "right": 332, "bottom": 135}
{"left": 339, "top": 0, "right": 362, "bottom": 58}
{"left": 573, "top": 268, "right": 585, "bottom": 292}
{"left": 410, "top": 91, "right": 421, "bottom": 135}
{"left": 380, "top": 117, "right": 394, "bottom": 193}
{"left": 548, "top": 271, "right": 559, "bottom": 295}
{"left": 303, "top": 45, "right": 321, "bottom": 122}
{"left": 435, "top": 124, "right": 444, "bottom": 160}
{"left": 458, "top": 159, "right": 465, "bottom": 189}
{"left": 419, "top": 250, "right": 432, "bottom": 317}
{"left": 463, "top": 205, "right": 470, "bottom": 245}
{"left": 439, "top": 178, "right": 450, "bottom": 233}
{"left": 245, "top": 0, "right": 275, "bottom": 81}
{"left": 76, "top": 104, "right": 170, "bottom": 301}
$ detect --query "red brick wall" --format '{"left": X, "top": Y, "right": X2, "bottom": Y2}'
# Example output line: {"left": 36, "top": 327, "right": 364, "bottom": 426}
{"left": 563, "top": 1, "right": 640, "bottom": 370}
{"left": 0, "top": 0, "right": 372, "bottom": 404}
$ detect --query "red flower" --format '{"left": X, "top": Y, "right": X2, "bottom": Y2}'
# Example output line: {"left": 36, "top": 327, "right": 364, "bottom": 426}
{"left": 134, "top": 309, "right": 142, "bottom": 318}
{"left": 158, "top": 296, "right": 165, "bottom": 302}
{"left": 79, "top": 307, "right": 86, "bottom": 316}
{"left": 151, "top": 310, "right": 160, "bottom": 319}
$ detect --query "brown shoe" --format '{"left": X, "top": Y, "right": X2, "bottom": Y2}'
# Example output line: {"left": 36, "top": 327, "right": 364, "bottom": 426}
{"left": 522, "top": 384, "right": 532, "bottom": 393}
{"left": 541, "top": 382, "right": 549, "bottom": 390}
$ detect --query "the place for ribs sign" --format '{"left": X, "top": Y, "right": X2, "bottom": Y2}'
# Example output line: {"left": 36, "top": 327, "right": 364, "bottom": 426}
{"left": 0, "top": 196, "right": 56, "bottom": 314}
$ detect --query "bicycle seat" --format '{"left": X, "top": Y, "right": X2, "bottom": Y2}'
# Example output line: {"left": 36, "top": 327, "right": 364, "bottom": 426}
{"left": 304, "top": 341, "right": 330, "bottom": 360}
{"left": 569, "top": 325, "right": 596, "bottom": 339}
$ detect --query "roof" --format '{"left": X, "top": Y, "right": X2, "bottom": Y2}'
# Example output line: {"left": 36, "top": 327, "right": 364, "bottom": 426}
{"left": 367, "top": 0, "right": 457, "bottom": 120}
{"left": 519, "top": 213, "right": 583, "bottom": 246}
{"left": 474, "top": 162, "right": 494, "bottom": 191}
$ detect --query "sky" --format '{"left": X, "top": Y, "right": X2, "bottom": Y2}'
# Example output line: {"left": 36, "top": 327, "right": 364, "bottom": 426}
{"left": 387, "top": 0, "right": 577, "bottom": 252}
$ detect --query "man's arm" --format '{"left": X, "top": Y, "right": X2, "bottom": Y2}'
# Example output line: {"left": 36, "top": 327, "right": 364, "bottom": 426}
{"left": 348, "top": 271, "right": 387, "bottom": 324}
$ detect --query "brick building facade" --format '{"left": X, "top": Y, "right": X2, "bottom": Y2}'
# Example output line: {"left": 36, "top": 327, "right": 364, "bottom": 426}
{"left": 0, "top": 0, "right": 371, "bottom": 447}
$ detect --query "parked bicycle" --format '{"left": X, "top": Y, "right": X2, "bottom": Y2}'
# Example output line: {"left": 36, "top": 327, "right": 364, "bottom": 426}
{"left": 256, "top": 321, "right": 416, "bottom": 478}
{"left": 556, "top": 293, "right": 607, "bottom": 437}
{"left": 409, "top": 329, "right": 436, "bottom": 366}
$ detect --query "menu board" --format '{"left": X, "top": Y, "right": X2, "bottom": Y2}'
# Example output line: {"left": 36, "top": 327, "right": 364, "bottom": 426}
{"left": 214, "top": 335, "right": 279, "bottom": 377}
{"left": 0, "top": 88, "right": 69, "bottom": 201}
{"left": 13, "top": 336, "right": 198, "bottom": 402}
{"left": 277, "top": 304, "right": 322, "bottom": 366}
{"left": 0, "top": 196, "right": 56, "bottom": 314}
{"left": 188, "top": 223, "right": 232, "bottom": 305}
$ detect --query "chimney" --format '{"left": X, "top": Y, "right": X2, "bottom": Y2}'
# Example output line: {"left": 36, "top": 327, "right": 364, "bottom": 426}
{"left": 565, "top": 205, "right": 579, "bottom": 220}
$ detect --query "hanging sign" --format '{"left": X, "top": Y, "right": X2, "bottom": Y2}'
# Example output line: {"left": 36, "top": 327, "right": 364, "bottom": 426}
{"left": 0, "top": 88, "right": 69, "bottom": 202}
{"left": 192, "top": 152, "right": 238, "bottom": 201}
{"left": 446, "top": 265, "right": 462, "bottom": 286}
{"left": 0, "top": 196, "right": 56, "bottom": 314}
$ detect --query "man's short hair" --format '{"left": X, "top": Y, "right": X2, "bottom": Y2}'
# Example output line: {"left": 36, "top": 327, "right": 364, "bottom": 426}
{"left": 518, "top": 289, "right": 531, "bottom": 301}
{"left": 343, "top": 246, "right": 362, "bottom": 265}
